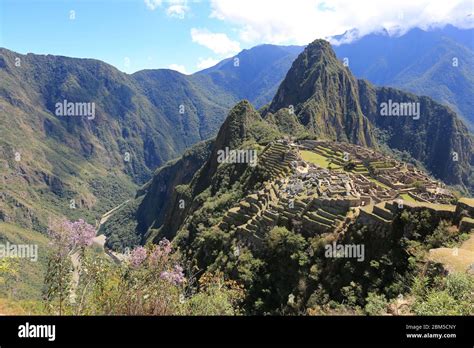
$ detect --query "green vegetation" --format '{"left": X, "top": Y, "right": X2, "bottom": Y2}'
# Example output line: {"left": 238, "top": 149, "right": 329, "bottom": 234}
{"left": 44, "top": 219, "right": 243, "bottom": 315}
{"left": 412, "top": 273, "right": 474, "bottom": 315}
{"left": 300, "top": 150, "right": 341, "bottom": 169}
{"left": 100, "top": 47, "right": 474, "bottom": 313}
{"left": 0, "top": 223, "right": 51, "bottom": 301}
{"left": 364, "top": 292, "right": 388, "bottom": 315}
{"left": 0, "top": 44, "right": 297, "bottom": 235}
{"left": 2, "top": 34, "right": 474, "bottom": 317}
{"left": 400, "top": 193, "right": 417, "bottom": 202}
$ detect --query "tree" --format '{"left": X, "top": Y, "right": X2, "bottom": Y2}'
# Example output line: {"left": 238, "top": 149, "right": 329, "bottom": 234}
{"left": 426, "top": 220, "right": 458, "bottom": 248}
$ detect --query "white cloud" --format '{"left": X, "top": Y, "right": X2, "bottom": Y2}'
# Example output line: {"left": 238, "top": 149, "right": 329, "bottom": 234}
{"left": 196, "top": 57, "right": 220, "bottom": 70}
{"left": 209, "top": 0, "right": 474, "bottom": 45}
{"left": 167, "top": 5, "right": 188, "bottom": 18}
{"left": 191, "top": 28, "right": 241, "bottom": 56}
{"left": 145, "top": 0, "right": 190, "bottom": 18}
{"left": 168, "top": 63, "right": 188, "bottom": 74}
{"left": 144, "top": 0, "right": 162, "bottom": 11}
{"left": 166, "top": 0, "right": 190, "bottom": 19}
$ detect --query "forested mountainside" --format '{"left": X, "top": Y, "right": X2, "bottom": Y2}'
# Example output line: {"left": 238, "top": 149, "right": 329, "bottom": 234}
{"left": 1, "top": 31, "right": 473, "bottom": 316}
{"left": 102, "top": 100, "right": 474, "bottom": 315}
{"left": 0, "top": 45, "right": 298, "bottom": 231}
{"left": 1, "top": 26, "right": 473, "bottom": 234}
{"left": 104, "top": 39, "right": 473, "bottom": 248}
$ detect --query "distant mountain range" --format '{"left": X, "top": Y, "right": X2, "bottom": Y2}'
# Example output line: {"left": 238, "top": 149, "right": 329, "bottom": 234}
{"left": 332, "top": 25, "right": 474, "bottom": 128}
{"left": 194, "top": 44, "right": 303, "bottom": 108}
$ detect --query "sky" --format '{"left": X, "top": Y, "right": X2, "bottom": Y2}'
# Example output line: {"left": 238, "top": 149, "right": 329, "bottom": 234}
{"left": 0, "top": 0, "right": 472, "bottom": 74}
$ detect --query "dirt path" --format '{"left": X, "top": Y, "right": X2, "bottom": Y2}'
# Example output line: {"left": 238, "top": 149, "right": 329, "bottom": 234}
{"left": 99, "top": 199, "right": 130, "bottom": 226}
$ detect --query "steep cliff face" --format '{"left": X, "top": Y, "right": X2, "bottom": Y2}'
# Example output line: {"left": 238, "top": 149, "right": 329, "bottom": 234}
{"left": 357, "top": 80, "right": 473, "bottom": 186}
{"left": 101, "top": 140, "right": 213, "bottom": 250}
{"left": 191, "top": 100, "right": 278, "bottom": 194}
{"left": 135, "top": 141, "right": 214, "bottom": 235}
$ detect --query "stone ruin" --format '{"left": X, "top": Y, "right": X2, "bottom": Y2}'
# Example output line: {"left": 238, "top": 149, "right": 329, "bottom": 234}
{"left": 215, "top": 140, "right": 470, "bottom": 252}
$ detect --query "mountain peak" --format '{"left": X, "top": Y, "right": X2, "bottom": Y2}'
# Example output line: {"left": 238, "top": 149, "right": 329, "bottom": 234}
{"left": 214, "top": 100, "right": 261, "bottom": 150}
{"left": 268, "top": 39, "right": 374, "bottom": 146}
{"left": 307, "top": 39, "right": 334, "bottom": 51}
{"left": 268, "top": 39, "right": 342, "bottom": 113}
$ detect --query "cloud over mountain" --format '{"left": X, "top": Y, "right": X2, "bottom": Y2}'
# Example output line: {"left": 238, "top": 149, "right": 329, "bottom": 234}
{"left": 209, "top": 0, "right": 473, "bottom": 45}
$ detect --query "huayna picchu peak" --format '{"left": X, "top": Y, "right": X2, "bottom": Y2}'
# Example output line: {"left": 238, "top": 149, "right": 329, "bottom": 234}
{"left": 268, "top": 39, "right": 376, "bottom": 147}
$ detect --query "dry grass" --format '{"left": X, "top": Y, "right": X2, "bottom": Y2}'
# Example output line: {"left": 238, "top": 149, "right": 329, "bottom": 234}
{"left": 428, "top": 234, "right": 474, "bottom": 274}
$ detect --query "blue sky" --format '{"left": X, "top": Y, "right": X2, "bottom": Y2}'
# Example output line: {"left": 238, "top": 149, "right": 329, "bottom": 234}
{"left": 1, "top": 0, "right": 239, "bottom": 73}
{"left": 1, "top": 0, "right": 472, "bottom": 74}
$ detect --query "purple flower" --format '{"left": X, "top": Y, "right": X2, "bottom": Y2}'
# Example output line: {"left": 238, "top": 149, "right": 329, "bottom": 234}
{"left": 69, "top": 219, "right": 96, "bottom": 248}
{"left": 48, "top": 217, "right": 96, "bottom": 252}
{"left": 148, "top": 246, "right": 162, "bottom": 265}
{"left": 160, "top": 265, "right": 185, "bottom": 285}
{"left": 149, "top": 238, "right": 173, "bottom": 265}
{"left": 159, "top": 238, "right": 172, "bottom": 255}
{"left": 130, "top": 246, "right": 147, "bottom": 268}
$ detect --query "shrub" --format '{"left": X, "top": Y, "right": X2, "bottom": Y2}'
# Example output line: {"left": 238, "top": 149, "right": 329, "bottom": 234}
{"left": 412, "top": 273, "right": 474, "bottom": 315}
{"left": 364, "top": 292, "right": 388, "bottom": 315}
{"left": 42, "top": 218, "right": 243, "bottom": 315}
{"left": 426, "top": 220, "right": 458, "bottom": 248}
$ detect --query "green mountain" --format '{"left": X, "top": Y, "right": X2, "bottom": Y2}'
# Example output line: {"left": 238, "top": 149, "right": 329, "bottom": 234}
{"left": 102, "top": 94, "right": 474, "bottom": 315}
{"left": 357, "top": 80, "right": 473, "bottom": 186}
{"left": 0, "top": 48, "right": 229, "bottom": 231}
{"left": 267, "top": 40, "right": 375, "bottom": 147}
{"left": 0, "top": 44, "right": 299, "bottom": 232}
